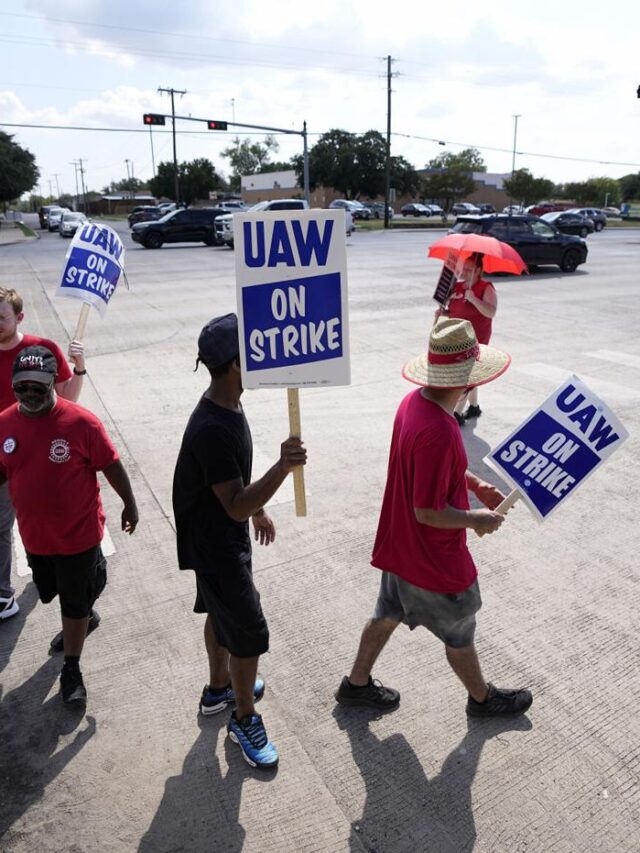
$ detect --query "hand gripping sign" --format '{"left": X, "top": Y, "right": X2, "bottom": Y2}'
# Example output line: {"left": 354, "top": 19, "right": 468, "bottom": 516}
{"left": 484, "top": 375, "right": 628, "bottom": 522}
{"left": 56, "top": 222, "right": 125, "bottom": 339}
{"left": 236, "top": 209, "right": 350, "bottom": 516}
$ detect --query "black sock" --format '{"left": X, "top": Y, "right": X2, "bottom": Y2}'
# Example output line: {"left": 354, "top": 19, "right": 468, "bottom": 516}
{"left": 347, "top": 677, "right": 370, "bottom": 689}
{"left": 64, "top": 655, "right": 80, "bottom": 669}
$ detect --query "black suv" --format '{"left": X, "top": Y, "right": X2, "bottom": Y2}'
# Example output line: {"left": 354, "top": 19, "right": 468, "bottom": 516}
{"left": 131, "top": 207, "right": 226, "bottom": 248}
{"left": 450, "top": 214, "right": 588, "bottom": 272}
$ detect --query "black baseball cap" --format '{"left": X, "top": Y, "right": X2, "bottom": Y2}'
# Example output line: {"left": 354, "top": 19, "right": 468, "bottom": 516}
{"left": 196, "top": 313, "right": 239, "bottom": 370}
{"left": 12, "top": 345, "right": 57, "bottom": 385}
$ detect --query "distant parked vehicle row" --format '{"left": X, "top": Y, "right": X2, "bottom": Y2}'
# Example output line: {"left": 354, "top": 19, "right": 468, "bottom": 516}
{"left": 48, "top": 208, "right": 71, "bottom": 231}
{"left": 328, "top": 199, "right": 371, "bottom": 220}
{"left": 541, "top": 211, "right": 594, "bottom": 237}
{"left": 59, "top": 212, "right": 88, "bottom": 237}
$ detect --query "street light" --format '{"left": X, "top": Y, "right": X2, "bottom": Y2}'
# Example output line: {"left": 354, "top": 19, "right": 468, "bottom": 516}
{"left": 511, "top": 114, "right": 521, "bottom": 175}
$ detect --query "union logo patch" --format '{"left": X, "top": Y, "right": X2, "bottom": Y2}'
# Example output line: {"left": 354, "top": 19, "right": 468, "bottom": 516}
{"left": 49, "top": 438, "right": 70, "bottom": 464}
{"left": 2, "top": 437, "right": 16, "bottom": 454}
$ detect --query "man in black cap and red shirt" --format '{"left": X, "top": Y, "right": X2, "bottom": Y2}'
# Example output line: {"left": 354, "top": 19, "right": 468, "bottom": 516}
{"left": 173, "top": 313, "right": 307, "bottom": 770}
{"left": 0, "top": 345, "right": 138, "bottom": 703}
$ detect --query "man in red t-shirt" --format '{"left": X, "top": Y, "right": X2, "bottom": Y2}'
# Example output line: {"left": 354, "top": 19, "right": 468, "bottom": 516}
{"left": 335, "top": 318, "right": 533, "bottom": 719}
{"left": 0, "top": 346, "right": 138, "bottom": 703}
{"left": 0, "top": 286, "right": 86, "bottom": 623}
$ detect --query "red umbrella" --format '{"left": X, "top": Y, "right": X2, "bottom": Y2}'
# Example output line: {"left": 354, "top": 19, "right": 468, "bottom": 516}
{"left": 428, "top": 233, "right": 527, "bottom": 275}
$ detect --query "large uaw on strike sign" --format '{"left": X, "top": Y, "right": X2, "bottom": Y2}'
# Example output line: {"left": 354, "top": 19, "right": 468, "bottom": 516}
{"left": 57, "top": 222, "right": 125, "bottom": 315}
{"left": 485, "top": 375, "right": 628, "bottom": 521}
{"left": 235, "top": 210, "right": 350, "bottom": 388}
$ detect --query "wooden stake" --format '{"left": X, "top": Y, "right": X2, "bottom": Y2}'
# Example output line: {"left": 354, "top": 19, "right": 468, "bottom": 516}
{"left": 287, "top": 387, "right": 307, "bottom": 517}
{"left": 476, "top": 488, "right": 520, "bottom": 537}
{"left": 73, "top": 303, "right": 91, "bottom": 341}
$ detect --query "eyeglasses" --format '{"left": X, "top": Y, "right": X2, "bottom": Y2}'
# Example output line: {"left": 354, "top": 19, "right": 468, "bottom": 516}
{"left": 13, "top": 382, "right": 52, "bottom": 396}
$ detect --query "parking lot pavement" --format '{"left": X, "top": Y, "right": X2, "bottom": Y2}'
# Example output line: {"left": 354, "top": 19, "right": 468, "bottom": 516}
{"left": 1, "top": 220, "right": 640, "bottom": 851}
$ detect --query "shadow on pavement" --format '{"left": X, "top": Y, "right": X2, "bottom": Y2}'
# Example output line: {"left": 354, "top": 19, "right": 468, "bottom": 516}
{"left": 138, "top": 714, "right": 277, "bottom": 853}
{"left": 0, "top": 656, "right": 95, "bottom": 842}
{"left": 0, "top": 582, "right": 39, "bottom": 677}
{"left": 333, "top": 706, "right": 532, "bottom": 853}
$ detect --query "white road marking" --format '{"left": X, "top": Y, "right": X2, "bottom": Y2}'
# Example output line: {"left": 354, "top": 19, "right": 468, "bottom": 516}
{"left": 584, "top": 349, "right": 640, "bottom": 369}
{"left": 512, "top": 363, "right": 639, "bottom": 402}
{"left": 14, "top": 522, "right": 116, "bottom": 576}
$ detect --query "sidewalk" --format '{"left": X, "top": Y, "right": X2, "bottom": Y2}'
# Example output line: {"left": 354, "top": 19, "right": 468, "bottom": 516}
{"left": 0, "top": 223, "right": 38, "bottom": 246}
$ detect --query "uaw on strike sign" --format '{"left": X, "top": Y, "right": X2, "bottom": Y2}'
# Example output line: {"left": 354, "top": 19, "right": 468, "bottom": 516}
{"left": 485, "top": 375, "right": 628, "bottom": 521}
{"left": 235, "top": 210, "right": 350, "bottom": 389}
{"left": 57, "top": 222, "right": 125, "bottom": 315}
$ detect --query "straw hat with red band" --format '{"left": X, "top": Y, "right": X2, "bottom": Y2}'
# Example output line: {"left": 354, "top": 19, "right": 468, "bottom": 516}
{"left": 402, "top": 317, "right": 511, "bottom": 389}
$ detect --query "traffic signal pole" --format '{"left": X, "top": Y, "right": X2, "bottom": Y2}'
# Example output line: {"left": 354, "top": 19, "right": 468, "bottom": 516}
{"left": 158, "top": 87, "right": 186, "bottom": 203}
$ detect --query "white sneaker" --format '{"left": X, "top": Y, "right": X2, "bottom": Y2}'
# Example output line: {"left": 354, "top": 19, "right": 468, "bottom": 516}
{"left": 0, "top": 595, "right": 19, "bottom": 620}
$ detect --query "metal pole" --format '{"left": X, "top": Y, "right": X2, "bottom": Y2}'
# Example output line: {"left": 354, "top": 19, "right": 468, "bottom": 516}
{"left": 170, "top": 90, "right": 179, "bottom": 203}
{"left": 124, "top": 159, "right": 131, "bottom": 199}
{"left": 78, "top": 158, "right": 88, "bottom": 213}
{"left": 384, "top": 55, "right": 393, "bottom": 230}
{"left": 70, "top": 161, "right": 79, "bottom": 210}
{"left": 149, "top": 125, "right": 156, "bottom": 177}
{"left": 302, "top": 121, "right": 310, "bottom": 204}
{"left": 53, "top": 173, "right": 61, "bottom": 197}
{"left": 131, "top": 161, "right": 135, "bottom": 200}
{"left": 511, "top": 114, "right": 521, "bottom": 175}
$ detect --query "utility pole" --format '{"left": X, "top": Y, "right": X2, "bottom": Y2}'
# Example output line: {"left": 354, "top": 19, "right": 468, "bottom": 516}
{"left": 383, "top": 56, "right": 397, "bottom": 230}
{"left": 124, "top": 159, "right": 132, "bottom": 199}
{"left": 149, "top": 124, "right": 156, "bottom": 178}
{"left": 70, "top": 161, "right": 80, "bottom": 210}
{"left": 47, "top": 179, "right": 53, "bottom": 199}
{"left": 77, "top": 158, "right": 88, "bottom": 213}
{"left": 302, "top": 121, "right": 310, "bottom": 204}
{"left": 511, "top": 114, "right": 521, "bottom": 176}
{"left": 52, "top": 173, "right": 61, "bottom": 198}
{"left": 158, "top": 86, "right": 186, "bottom": 203}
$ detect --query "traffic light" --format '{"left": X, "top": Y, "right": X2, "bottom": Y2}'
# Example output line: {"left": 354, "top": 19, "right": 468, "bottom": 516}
{"left": 207, "top": 120, "right": 228, "bottom": 130}
{"left": 143, "top": 113, "right": 166, "bottom": 126}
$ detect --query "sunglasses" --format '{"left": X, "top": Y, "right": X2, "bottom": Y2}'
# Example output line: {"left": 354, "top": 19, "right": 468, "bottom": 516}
{"left": 13, "top": 382, "right": 52, "bottom": 396}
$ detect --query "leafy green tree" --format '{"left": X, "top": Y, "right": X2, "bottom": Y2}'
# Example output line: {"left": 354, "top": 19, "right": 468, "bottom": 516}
{"left": 102, "top": 177, "right": 147, "bottom": 195}
{"left": 390, "top": 155, "right": 421, "bottom": 197}
{"left": 557, "top": 177, "right": 619, "bottom": 206}
{"left": 0, "top": 132, "right": 39, "bottom": 208}
{"left": 617, "top": 173, "right": 640, "bottom": 202}
{"left": 221, "top": 136, "right": 279, "bottom": 190}
{"left": 420, "top": 148, "right": 487, "bottom": 209}
{"left": 149, "top": 158, "right": 224, "bottom": 204}
{"left": 503, "top": 169, "right": 554, "bottom": 205}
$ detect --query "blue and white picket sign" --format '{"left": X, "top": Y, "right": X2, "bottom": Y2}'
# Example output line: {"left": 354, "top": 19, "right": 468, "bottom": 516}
{"left": 235, "top": 210, "right": 350, "bottom": 389}
{"left": 56, "top": 223, "right": 125, "bottom": 316}
{"left": 485, "top": 375, "right": 628, "bottom": 521}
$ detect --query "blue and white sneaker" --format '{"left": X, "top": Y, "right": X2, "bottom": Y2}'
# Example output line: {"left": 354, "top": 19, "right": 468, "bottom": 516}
{"left": 227, "top": 712, "right": 278, "bottom": 770}
{"left": 199, "top": 677, "right": 265, "bottom": 716}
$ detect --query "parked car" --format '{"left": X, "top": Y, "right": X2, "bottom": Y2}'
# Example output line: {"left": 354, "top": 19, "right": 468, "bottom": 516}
{"left": 215, "top": 201, "right": 247, "bottom": 212}
{"left": 451, "top": 202, "right": 481, "bottom": 216}
{"left": 401, "top": 203, "right": 431, "bottom": 217}
{"left": 215, "top": 199, "right": 313, "bottom": 248}
{"left": 47, "top": 207, "right": 71, "bottom": 232}
{"left": 602, "top": 206, "right": 621, "bottom": 217}
{"left": 541, "top": 211, "right": 594, "bottom": 238}
{"left": 362, "top": 202, "right": 394, "bottom": 219}
{"left": 128, "top": 206, "right": 162, "bottom": 228}
{"left": 131, "top": 207, "right": 228, "bottom": 248}
{"left": 157, "top": 202, "right": 177, "bottom": 214}
{"left": 450, "top": 214, "right": 588, "bottom": 272}
{"left": 329, "top": 199, "right": 371, "bottom": 220}
{"left": 566, "top": 208, "right": 607, "bottom": 232}
{"left": 59, "top": 212, "right": 88, "bottom": 238}
{"left": 425, "top": 203, "right": 445, "bottom": 216}
{"left": 477, "top": 203, "right": 496, "bottom": 214}
{"left": 525, "top": 202, "right": 573, "bottom": 217}
{"left": 502, "top": 205, "right": 525, "bottom": 215}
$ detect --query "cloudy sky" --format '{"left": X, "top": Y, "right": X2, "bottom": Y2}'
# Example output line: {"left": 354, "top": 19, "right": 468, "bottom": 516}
{"left": 1, "top": 0, "right": 639, "bottom": 197}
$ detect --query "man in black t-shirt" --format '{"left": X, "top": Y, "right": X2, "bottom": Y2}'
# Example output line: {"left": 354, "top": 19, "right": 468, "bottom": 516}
{"left": 172, "top": 313, "right": 306, "bottom": 771}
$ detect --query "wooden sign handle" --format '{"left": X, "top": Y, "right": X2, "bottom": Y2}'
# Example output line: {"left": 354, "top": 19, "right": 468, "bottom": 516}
{"left": 73, "top": 303, "right": 91, "bottom": 341}
{"left": 287, "top": 387, "right": 307, "bottom": 517}
{"left": 476, "top": 488, "right": 520, "bottom": 537}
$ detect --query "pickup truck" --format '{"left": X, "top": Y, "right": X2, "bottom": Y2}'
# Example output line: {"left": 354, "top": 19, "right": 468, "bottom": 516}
{"left": 215, "top": 198, "right": 353, "bottom": 248}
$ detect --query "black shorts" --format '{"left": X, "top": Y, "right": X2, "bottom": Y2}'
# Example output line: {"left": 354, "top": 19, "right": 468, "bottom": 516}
{"left": 194, "top": 560, "right": 269, "bottom": 658}
{"left": 27, "top": 545, "right": 107, "bottom": 619}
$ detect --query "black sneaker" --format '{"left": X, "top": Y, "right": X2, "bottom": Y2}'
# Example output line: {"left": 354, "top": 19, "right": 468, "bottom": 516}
{"left": 335, "top": 676, "right": 400, "bottom": 710}
{"left": 50, "top": 610, "right": 101, "bottom": 653}
{"left": 60, "top": 665, "right": 87, "bottom": 704}
{"left": 464, "top": 405, "right": 482, "bottom": 420}
{"left": 454, "top": 411, "right": 466, "bottom": 427}
{"left": 466, "top": 682, "right": 532, "bottom": 718}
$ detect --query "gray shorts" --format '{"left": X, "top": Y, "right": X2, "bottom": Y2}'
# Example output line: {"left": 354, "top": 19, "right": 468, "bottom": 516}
{"left": 374, "top": 572, "right": 482, "bottom": 648}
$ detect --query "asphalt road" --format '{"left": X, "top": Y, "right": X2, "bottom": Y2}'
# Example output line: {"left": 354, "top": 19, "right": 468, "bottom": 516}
{"left": 1, "top": 216, "right": 639, "bottom": 852}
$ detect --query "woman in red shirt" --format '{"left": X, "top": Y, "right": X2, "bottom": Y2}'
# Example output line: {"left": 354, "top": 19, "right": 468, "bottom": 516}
{"left": 440, "top": 253, "right": 497, "bottom": 425}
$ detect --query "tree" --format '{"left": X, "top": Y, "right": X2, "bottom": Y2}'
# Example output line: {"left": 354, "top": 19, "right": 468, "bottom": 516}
{"left": 617, "top": 173, "right": 640, "bottom": 202}
{"left": 503, "top": 169, "right": 554, "bottom": 205}
{"left": 102, "top": 177, "right": 146, "bottom": 195}
{"left": 0, "top": 132, "right": 39, "bottom": 208}
{"left": 390, "top": 155, "right": 421, "bottom": 198}
{"left": 221, "top": 136, "right": 279, "bottom": 190}
{"left": 149, "top": 158, "right": 224, "bottom": 204}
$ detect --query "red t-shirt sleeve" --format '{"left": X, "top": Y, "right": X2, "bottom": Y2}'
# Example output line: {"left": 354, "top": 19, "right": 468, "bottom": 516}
{"left": 42, "top": 338, "right": 73, "bottom": 384}
{"left": 412, "top": 426, "right": 455, "bottom": 511}
{"left": 86, "top": 418, "right": 119, "bottom": 470}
